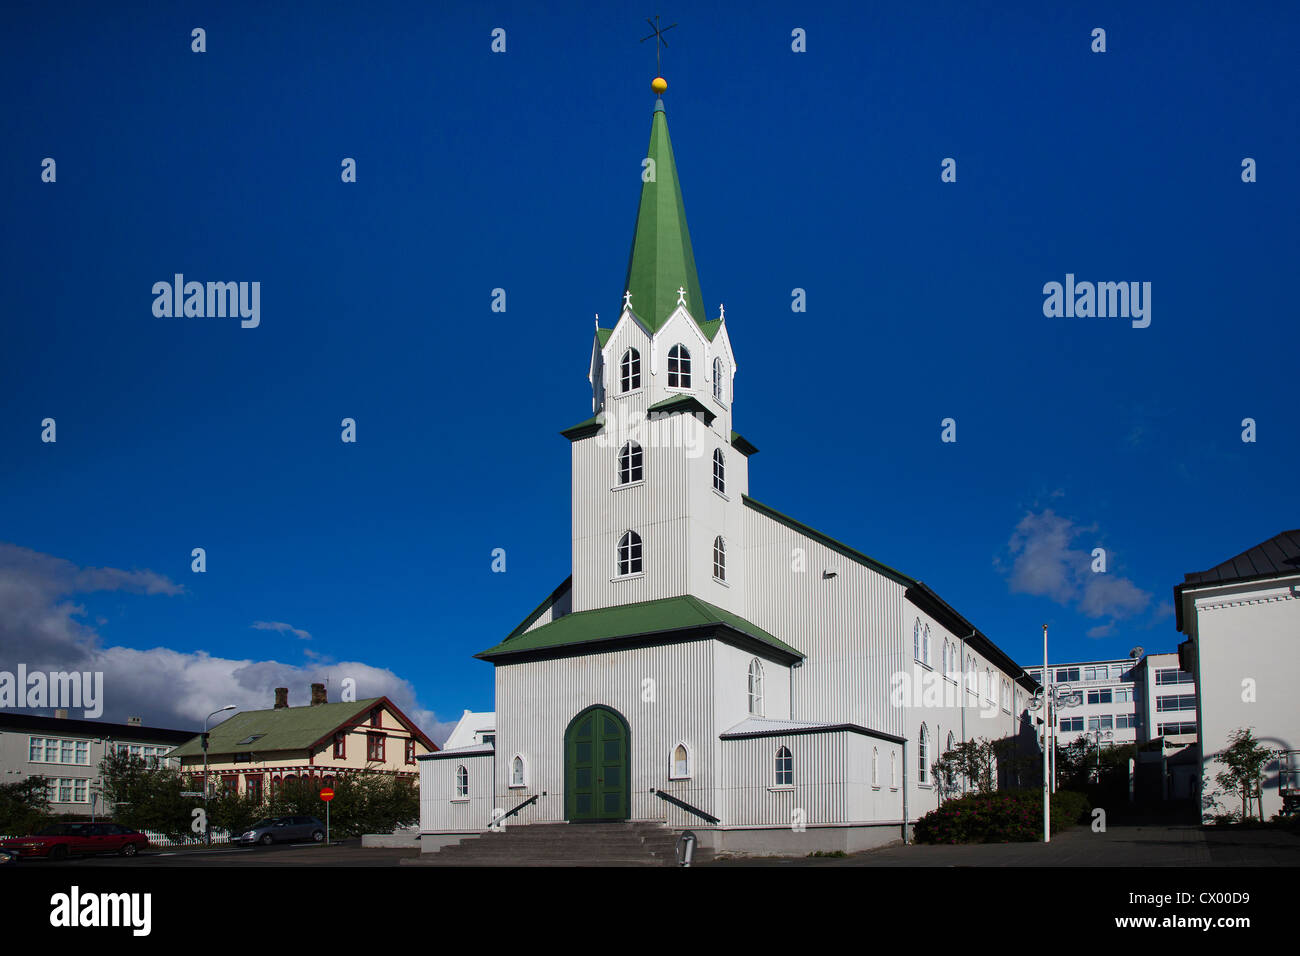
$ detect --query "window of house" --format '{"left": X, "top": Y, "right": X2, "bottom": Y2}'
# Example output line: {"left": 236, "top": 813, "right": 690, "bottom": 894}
{"left": 712, "top": 357, "right": 724, "bottom": 402}
{"left": 918, "top": 725, "right": 929, "bottom": 784}
{"left": 405, "top": 739, "right": 416, "bottom": 764}
{"left": 370, "top": 708, "right": 382, "bottom": 727}
{"left": 1087, "top": 689, "right": 1113, "bottom": 705}
{"left": 747, "top": 658, "right": 764, "bottom": 716}
{"left": 455, "top": 765, "right": 469, "bottom": 798}
{"left": 617, "top": 531, "right": 643, "bottom": 576}
{"left": 367, "top": 733, "right": 386, "bottom": 761}
{"left": 774, "top": 746, "right": 793, "bottom": 787}
{"left": 511, "top": 755, "right": 526, "bottom": 787}
{"left": 667, "top": 344, "right": 691, "bottom": 388}
{"left": 713, "top": 536, "right": 726, "bottom": 582}
{"left": 1156, "top": 694, "right": 1197, "bottom": 712}
{"left": 671, "top": 744, "right": 691, "bottom": 779}
{"left": 618, "top": 441, "right": 644, "bottom": 485}
{"left": 246, "top": 775, "right": 263, "bottom": 802}
{"left": 620, "top": 348, "right": 641, "bottom": 392}
{"left": 333, "top": 732, "right": 346, "bottom": 759}
{"left": 222, "top": 775, "right": 239, "bottom": 796}
{"left": 1060, "top": 717, "right": 1083, "bottom": 732}
{"left": 890, "top": 751, "right": 898, "bottom": 788}
{"left": 712, "top": 448, "right": 726, "bottom": 494}
{"left": 872, "top": 748, "right": 879, "bottom": 786}
{"left": 1055, "top": 667, "right": 1081, "bottom": 683}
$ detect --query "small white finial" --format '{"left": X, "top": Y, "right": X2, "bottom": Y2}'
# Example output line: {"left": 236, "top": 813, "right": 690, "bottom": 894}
{"left": 676, "top": 287, "right": 687, "bottom": 306}
{"left": 623, "top": 290, "right": 633, "bottom": 310}
{"left": 719, "top": 303, "right": 725, "bottom": 320}
{"left": 595, "top": 314, "right": 599, "bottom": 329}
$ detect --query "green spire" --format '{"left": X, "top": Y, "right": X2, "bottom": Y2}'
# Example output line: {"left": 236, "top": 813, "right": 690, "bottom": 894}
{"left": 623, "top": 97, "right": 706, "bottom": 335}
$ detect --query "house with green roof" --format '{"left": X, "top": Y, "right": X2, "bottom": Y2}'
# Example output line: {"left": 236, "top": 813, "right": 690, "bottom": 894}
{"left": 419, "top": 77, "right": 1037, "bottom": 857}
{"left": 170, "top": 683, "right": 437, "bottom": 800}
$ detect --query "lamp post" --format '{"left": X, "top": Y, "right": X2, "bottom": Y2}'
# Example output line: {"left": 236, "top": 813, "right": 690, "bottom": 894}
{"left": 1090, "top": 728, "right": 1114, "bottom": 782}
{"left": 1028, "top": 626, "right": 1082, "bottom": 843}
{"left": 203, "top": 706, "right": 236, "bottom": 845}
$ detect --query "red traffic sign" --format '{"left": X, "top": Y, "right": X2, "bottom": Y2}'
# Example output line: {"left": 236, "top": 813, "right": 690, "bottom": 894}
{"left": 320, "top": 787, "right": 335, "bottom": 802}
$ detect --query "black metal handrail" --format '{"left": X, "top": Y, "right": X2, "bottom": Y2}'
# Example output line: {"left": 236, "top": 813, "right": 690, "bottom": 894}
{"left": 489, "top": 793, "right": 538, "bottom": 829}
{"left": 650, "top": 788, "right": 719, "bottom": 824}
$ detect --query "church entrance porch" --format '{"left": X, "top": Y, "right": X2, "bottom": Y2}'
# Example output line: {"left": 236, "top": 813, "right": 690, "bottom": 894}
{"left": 564, "top": 705, "right": 630, "bottom": 822}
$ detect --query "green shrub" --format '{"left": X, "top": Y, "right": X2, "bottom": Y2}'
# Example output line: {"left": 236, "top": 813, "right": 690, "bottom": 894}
{"left": 913, "top": 789, "right": 1091, "bottom": 844}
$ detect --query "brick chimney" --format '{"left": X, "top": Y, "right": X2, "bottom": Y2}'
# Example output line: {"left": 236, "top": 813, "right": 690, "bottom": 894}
{"left": 310, "top": 683, "right": 327, "bottom": 706}
{"left": 274, "top": 687, "right": 289, "bottom": 709}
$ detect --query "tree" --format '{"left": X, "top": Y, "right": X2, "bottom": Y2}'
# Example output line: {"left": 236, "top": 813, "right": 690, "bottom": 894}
{"left": 0, "top": 776, "right": 52, "bottom": 835}
{"left": 935, "top": 739, "right": 997, "bottom": 794}
{"left": 1213, "top": 728, "right": 1276, "bottom": 823}
{"left": 99, "top": 749, "right": 193, "bottom": 840}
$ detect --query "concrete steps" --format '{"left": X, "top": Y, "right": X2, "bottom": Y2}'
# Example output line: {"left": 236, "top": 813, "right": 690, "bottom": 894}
{"left": 405, "top": 822, "right": 712, "bottom": 867}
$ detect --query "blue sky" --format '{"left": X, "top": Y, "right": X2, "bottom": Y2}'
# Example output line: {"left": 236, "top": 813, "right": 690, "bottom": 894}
{"left": 1, "top": 0, "right": 1296, "bottom": 741}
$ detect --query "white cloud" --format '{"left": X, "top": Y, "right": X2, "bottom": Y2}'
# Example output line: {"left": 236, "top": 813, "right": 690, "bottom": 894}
{"left": 251, "top": 620, "right": 312, "bottom": 641}
{"left": 0, "top": 543, "right": 457, "bottom": 746}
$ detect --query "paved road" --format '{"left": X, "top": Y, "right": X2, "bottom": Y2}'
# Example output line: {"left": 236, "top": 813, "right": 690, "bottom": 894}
{"left": 23, "top": 825, "right": 1300, "bottom": 867}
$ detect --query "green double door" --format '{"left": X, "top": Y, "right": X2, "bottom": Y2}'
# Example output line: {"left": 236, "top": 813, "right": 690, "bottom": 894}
{"left": 565, "top": 706, "right": 630, "bottom": 822}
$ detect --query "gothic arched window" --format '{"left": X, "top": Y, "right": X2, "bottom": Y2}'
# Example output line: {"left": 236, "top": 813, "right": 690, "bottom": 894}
{"left": 620, "top": 348, "right": 641, "bottom": 392}
{"left": 617, "top": 531, "right": 643, "bottom": 576}
{"left": 667, "top": 344, "right": 691, "bottom": 388}
{"left": 455, "top": 766, "right": 468, "bottom": 798}
{"left": 618, "top": 441, "right": 644, "bottom": 485}
{"left": 712, "top": 536, "right": 726, "bottom": 582}
{"left": 712, "top": 448, "right": 726, "bottom": 494}
{"left": 918, "top": 724, "right": 929, "bottom": 784}
{"left": 510, "top": 754, "right": 526, "bottom": 788}
{"left": 712, "top": 356, "right": 724, "bottom": 402}
{"left": 747, "top": 658, "right": 764, "bottom": 716}
{"left": 671, "top": 743, "right": 691, "bottom": 779}
{"left": 775, "top": 746, "right": 793, "bottom": 787}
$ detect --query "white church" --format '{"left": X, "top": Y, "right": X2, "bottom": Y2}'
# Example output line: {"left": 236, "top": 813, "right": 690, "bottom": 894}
{"left": 419, "top": 80, "right": 1036, "bottom": 856}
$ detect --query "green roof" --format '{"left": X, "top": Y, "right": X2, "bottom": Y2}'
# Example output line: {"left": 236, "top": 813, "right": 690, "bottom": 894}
{"left": 624, "top": 99, "right": 707, "bottom": 336}
{"left": 596, "top": 328, "right": 614, "bottom": 347}
{"left": 647, "top": 394, "right": 716, "bottom": 425}
{"left": 731, "top": 430, "right": 759, "bottom": 456}
{"left": 167, "top": 698, "right": 384, "bottom": 759}
{"left": 477, "top": 593, "right": 803, "bottom": 663}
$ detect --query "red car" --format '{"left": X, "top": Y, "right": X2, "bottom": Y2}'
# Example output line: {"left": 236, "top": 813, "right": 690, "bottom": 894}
{"left": 0, "top": 822, "right": 151, "bottom": 860}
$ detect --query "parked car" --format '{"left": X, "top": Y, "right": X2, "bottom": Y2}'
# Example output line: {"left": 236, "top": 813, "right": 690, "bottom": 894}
{"left": 0, "top": 822, "right": 150, "bottom": 860}
{"left": 236, "top": 816, "right": 326, "bottom": 846}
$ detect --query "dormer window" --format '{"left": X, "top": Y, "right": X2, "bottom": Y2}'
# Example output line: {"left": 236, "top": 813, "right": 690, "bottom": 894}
{"left": 667, "top": 344, "right": 691, "bottom": 388}
{"left": 617, "top": 531, "right": 643, "bottom": 576}
{"left": 712, "top": 357, "right": 724, "bottom": 402}
{"left": 620, "top": 348, "right": 641, "bottom": 392}
{"left": 618, "top": 441, "right": 644, "bottom": 485}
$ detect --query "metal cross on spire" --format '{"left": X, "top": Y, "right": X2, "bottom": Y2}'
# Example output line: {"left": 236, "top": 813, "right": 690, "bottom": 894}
{"left": 640, "top": 15, "right": 677, "bottom": 76}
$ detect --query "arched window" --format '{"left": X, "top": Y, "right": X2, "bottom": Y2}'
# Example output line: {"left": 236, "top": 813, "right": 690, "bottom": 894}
{"left": 918, "top": 724, "right": 929, "bottom": 784}
{"left": 618, "top": 441, "right": 644, "bottom": 484}
{"left": 712, "top": 448, "right": 726, "bottom": 494}
{"left": 923, "top": 625, "right": 931, "bottom": 664}
{"left": 667, "top": 344, "right": 691, "bottom": 388}
{"left": 620, "top": 348, "right": 641, "bottom": 392}
{"left": 617, "top": 531, "right": 643, "bottom": 576}
{"left": 891, "top": 751, "right": 898, "bottom": 788}
{"left": 872, "top": 747, "right": 880, "bottom": 786}
{"left": 986, "top": 668, "right": 994, "bottom": 701}
{"left": 947, "top": 731, "right": 955, "bottom": 755}
{"left": 511, "top": 755, "right": 526, "bottom": 788}
{"left": 671, "top": 743, "right": 691, "bottom": 779}
{"left": 455, "top": 765, "right": 469, "bottom": 798}
{"left": 913, "top": 619, "right": 924, "bottom": 663}
{"left": 774, "top": 746, "right": 793, "bottom": 786}
{"left": 713, "top": 536, "right": 726, "bottom": 582}
{"left": 747, "top": 658, "right": 764, "bottom": 716}
{"left": 712, "top": 356, "right": 724, "bottom": 402}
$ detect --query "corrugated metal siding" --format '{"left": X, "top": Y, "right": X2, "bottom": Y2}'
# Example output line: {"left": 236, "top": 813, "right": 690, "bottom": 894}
{"left": 740, "top": 507, "right": 907, "bottom": 738}
{"left": 419, "top": 753, "right": 494, "bottom": 833}
{"left": 494, "top": 642, "right": 719, "bottom": 828}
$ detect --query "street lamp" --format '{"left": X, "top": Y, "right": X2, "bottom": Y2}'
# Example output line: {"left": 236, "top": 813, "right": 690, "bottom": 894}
{"left": 1089, "top": 728, "right": 1114, "bottom": 782}
{"left": 1028, "top": 625, "right": 1083, "bottom": 844}
{"left": 203, "top": 706, "right": 236, "bottom": 845}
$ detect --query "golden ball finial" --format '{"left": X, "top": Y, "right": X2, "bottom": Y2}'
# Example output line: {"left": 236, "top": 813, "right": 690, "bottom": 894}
{"left": 651, "top": 76, "right": 667, "bottom": 95}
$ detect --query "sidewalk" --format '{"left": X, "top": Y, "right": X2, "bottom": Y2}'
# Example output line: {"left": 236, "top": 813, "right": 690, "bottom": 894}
{"left": 708, "top": 824, "right": 1300, "bottom": 866}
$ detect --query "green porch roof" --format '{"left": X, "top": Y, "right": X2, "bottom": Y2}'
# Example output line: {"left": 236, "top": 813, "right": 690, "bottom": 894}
{"left": 624, "top": 98, "right": 708, "bottom": 336}
{"left": 167, "top": 698, "right": 384, "bottom": 759}
{"left": 477, "top": 593, "right": 803, "bottom": 663}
